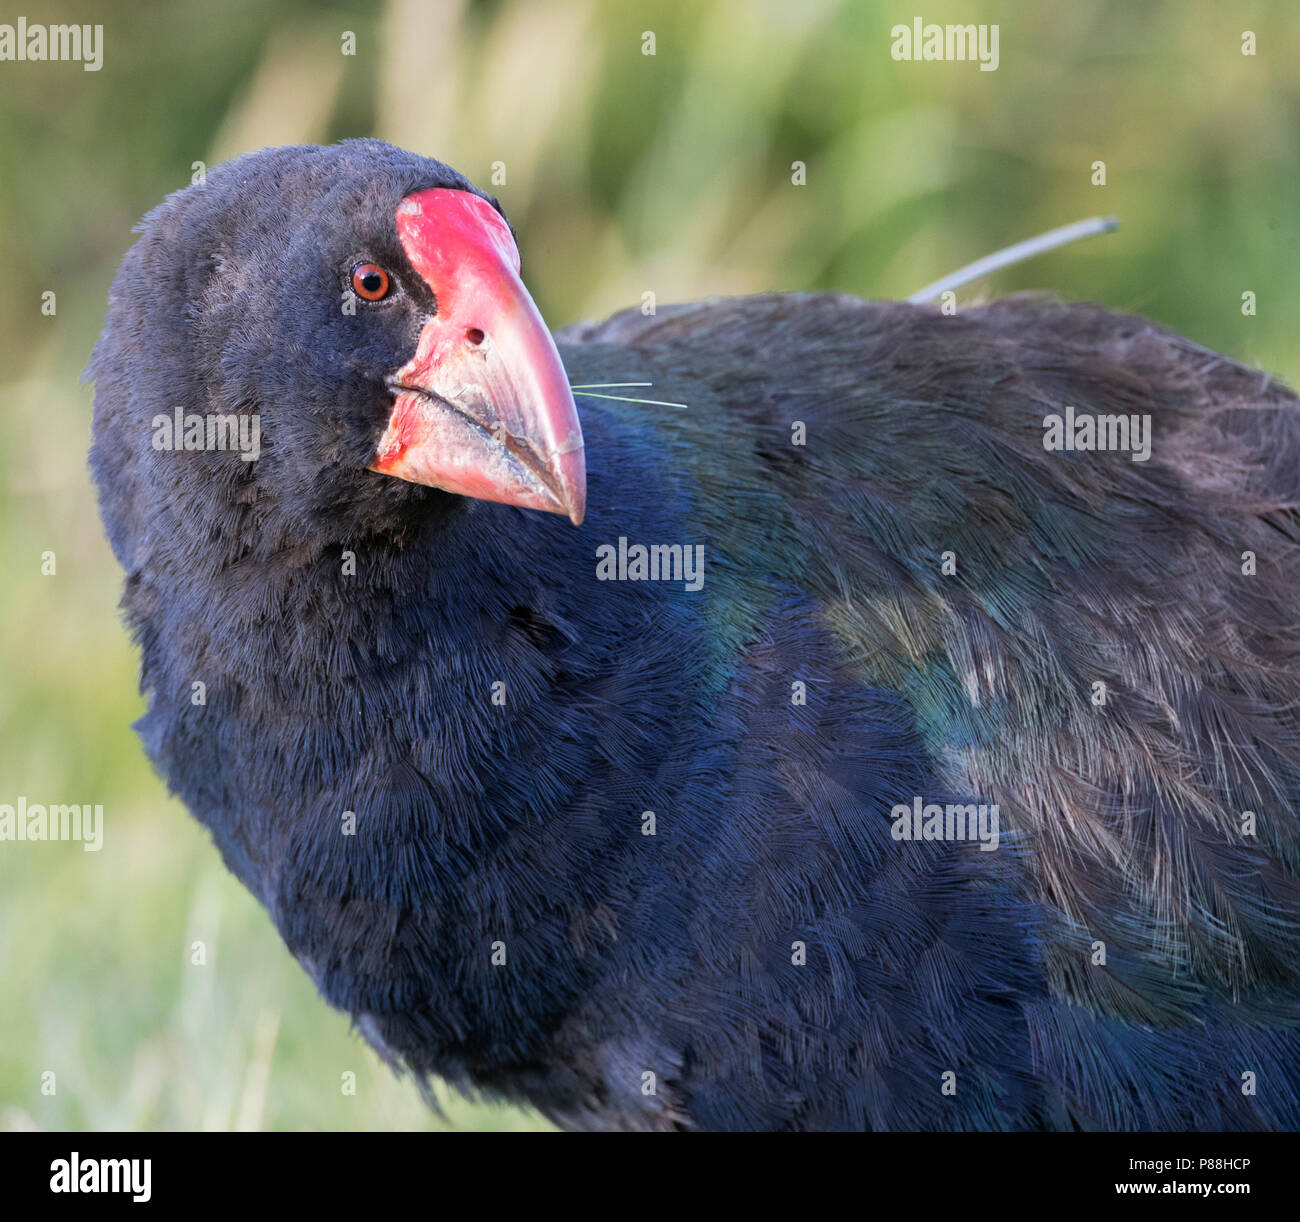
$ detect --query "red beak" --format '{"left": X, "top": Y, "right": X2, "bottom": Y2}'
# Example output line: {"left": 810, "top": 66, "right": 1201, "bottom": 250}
{"left": 369, "top": 188, "right": 586, "bottom": 525}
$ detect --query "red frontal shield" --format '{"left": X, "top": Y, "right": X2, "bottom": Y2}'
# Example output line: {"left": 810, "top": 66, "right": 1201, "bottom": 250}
{"left": 370, "top": 188, "right": 585, "bottom": 525}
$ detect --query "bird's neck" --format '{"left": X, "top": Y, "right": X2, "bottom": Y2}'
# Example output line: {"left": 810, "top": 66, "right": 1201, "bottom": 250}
{"left": 130, "top": 495, "right": 714, "bottom": 1038}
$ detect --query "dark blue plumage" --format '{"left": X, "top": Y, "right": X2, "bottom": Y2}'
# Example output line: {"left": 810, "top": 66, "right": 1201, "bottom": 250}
{"left": 89, "top": 141, "right": 1300, "bottom": 1130}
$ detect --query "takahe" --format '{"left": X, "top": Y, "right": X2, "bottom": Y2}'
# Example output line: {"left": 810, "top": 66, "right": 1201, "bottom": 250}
{"left": 89, "top": 140, "right": 1300, "bottom": 1131}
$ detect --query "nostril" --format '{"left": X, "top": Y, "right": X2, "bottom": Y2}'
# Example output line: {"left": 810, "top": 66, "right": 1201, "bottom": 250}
{"left": 465, "top": 328, "right": 485, "bottom": 347}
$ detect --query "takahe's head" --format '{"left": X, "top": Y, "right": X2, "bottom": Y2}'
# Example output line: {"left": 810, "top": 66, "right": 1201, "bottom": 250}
{"left": 89, "top": 140, "right": 585, "bottom": 570}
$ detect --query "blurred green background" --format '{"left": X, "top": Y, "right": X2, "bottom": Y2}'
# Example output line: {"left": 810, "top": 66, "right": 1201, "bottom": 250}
{"left": 0, "top": 0, "right": 1295, "bottom": 1131}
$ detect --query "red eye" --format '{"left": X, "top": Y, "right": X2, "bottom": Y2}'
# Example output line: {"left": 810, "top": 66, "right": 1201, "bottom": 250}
{"left": 351, "top": 263, "right": 391, "bottom": 301}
